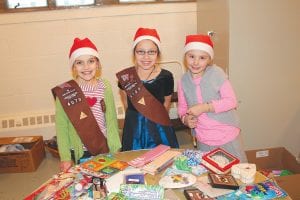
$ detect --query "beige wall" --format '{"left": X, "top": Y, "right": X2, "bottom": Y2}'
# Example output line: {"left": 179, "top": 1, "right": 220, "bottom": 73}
{"left": 229, "top": 0, "right": 300, "bottom": 157}
{"left": 197, "top": 0, "right": 299, "bottom": 157}
{"left": 197, "top": 0, "right": 229, "bottom": 73}
{"left": 0, "top": 3, "right": 197, "bottom": 138}
{"left": 0, "top": 1, "right": 299, "bottom": 157}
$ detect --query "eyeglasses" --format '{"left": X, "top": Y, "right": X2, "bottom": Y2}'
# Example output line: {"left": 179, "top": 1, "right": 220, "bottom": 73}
{"left": 74, "top": 57, "right": 98, "bottom": 67}
{"left": 135, "top": 50, "right": 158, "bottom": 56}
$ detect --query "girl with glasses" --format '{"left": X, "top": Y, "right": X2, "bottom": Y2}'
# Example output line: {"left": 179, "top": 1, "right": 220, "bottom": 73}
{"left": 116, "top": 27, "right": 179, "bottom": 151}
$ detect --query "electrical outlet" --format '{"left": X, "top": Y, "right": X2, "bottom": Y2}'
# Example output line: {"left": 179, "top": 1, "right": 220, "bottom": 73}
{"left": 117, "top": 106, "right": 124, "bottom": 115}
{"left": 169, "top": 107, "right": 178, "bottom": 119}
{"left": 116, "top": 104, "right": 125, "bottom": 119}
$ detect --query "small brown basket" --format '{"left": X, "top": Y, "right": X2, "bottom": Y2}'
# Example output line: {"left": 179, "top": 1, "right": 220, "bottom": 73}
{"left": 44, "top": 140, "right": 60, "bottom": 158}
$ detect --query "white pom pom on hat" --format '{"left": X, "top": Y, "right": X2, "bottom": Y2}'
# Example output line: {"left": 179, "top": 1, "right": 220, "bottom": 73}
{"left": 69, "top": 37, "right": 99, "bottom": 68}
{"left": 184, "top": 34, "right": 214, "bottom": 59}
{"left": 133, "top": 27, "right": 161, "bottom": 50}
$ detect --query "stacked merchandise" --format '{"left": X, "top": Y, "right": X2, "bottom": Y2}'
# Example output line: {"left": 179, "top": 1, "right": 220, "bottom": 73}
{"left": 24, "top": 172, "right": 93, "bottom": 200}
{"left": 127, "top": 144, "right": 171, "bottom": 168}
{"left": 24, "top": 154, "right": 129, "bottom": 200}
{"left": 216, "top": 180, "right": 288, "bottom": 200}
{"left": 110, "top": 145, "right": 181, "bottom": 199}
{"left": 24, "top": 146, "right": 290, "bottom": 200}
{"left": 77, "top": 154, "right": 129, "bottom": 178}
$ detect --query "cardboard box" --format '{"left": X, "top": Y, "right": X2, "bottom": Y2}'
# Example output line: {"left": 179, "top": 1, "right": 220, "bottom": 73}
{"left": 246, "top": 147, "right": 300, "bottom": 173}
{"left": 246, "top": 147, "right": 300, "bottom": 199}
{"left": 275, "top": 174, "right": 300, "bottom": 200}
{"left": 0, "top": 136, "right": 45, "bottom": 173}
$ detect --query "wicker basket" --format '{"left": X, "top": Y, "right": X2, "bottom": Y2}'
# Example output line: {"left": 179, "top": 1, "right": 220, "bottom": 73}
{"left": 44, "top": 140, "right": 60, "bottom": 158}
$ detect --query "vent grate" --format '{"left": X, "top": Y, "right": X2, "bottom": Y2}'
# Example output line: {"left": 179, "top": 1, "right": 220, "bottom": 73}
{"left": 0, "top": 113, "right": 55, "bottom": 130}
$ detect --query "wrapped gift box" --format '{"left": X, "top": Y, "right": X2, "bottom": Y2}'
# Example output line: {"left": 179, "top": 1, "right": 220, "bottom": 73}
{"left": 201, "top": 148, "right": 240, "bottom": 174}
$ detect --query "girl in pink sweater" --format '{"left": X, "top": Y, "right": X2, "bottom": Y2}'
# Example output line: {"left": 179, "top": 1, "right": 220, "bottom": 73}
{"left": 177, "top": 34, "right": 247, "bottom": 162}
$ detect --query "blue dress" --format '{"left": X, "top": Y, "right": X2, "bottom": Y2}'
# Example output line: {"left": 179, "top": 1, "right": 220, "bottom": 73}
{"left": 121, "top": 69, "right": 179, "bottom": 151}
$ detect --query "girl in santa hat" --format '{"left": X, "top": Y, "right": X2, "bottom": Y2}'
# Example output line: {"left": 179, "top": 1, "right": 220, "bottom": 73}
{"left": 116, "top": 27, "right": 179, "bottom": 151}
{"left": 52, "top": 37, "right": 121, "bottom": 172}
{"left": 177, "top": 34, "right": 247, "bottom": 162}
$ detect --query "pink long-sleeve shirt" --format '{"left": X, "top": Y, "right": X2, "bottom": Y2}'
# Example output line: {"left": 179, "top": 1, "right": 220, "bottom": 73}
{"left": 177, "top": 76, "right": 240, "bottom": 146}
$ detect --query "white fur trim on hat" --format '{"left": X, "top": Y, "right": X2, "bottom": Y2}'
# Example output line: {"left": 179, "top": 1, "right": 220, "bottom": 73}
{"left": 69, "top": 47, "right": 99, "bottom": 68}
{"left": 133, "top": 35, "right": 161, "bottom": 50}
{"left": 184, "top": 42, "right": 214, "bottom": 59}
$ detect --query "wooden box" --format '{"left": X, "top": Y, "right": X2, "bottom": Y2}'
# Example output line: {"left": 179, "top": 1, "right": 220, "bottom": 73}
{"left": 0, "top": 136, "right": 45, "bottom": 173}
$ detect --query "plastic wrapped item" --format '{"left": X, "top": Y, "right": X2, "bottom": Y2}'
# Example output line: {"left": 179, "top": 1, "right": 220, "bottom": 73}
{"left": 174, "top": 149, "right": 208, "bottom": 175}
{"left": 231, "top": 163, "right": 256, "bottom": 184}
{"left": 216, "top": 179, "right": 288, "bottom": 200}
{"left": 119, "top": 184, "right": 164, "bottom": 200}
{"left": 0, "top": 144, "right": 25, "bottom": 152}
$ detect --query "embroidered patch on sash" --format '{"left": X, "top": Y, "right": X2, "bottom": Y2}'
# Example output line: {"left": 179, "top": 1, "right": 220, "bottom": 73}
{"left": 138, "top": 97, "right": 145, "bottom": 105}
{"left": 86, "top": 96, "right": 97, "bottom": 107}
{"left": 100, "top": 99, "right": 106, "bottom": 113}
{"left": 62, "top": 87, "right": 82, "bottom": 107}
{"left": 58, "top": 82, "right": 71, "bottom": 89}
{"left": 80, "top": 112, "right": 88, "bottom": 119}
{"left": 121, "top": 74, "right": 129, "bottom": 81}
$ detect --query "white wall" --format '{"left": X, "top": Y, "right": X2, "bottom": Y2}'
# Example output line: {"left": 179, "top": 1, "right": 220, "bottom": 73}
{"left": 229, "top": 0, "right": 300, "bottom": 156}
{"left": 0, "top": 3, "right": 197, "bottom": 138}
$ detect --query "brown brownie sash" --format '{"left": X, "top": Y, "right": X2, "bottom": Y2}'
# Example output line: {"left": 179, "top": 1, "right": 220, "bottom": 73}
{"left": 116, "top": 67, "right": 171, "bottom": 126}
{"left": 52, "top": 80, "right": 109, "bottom": 155}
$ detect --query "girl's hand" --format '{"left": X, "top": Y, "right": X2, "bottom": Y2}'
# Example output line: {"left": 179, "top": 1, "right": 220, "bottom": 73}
{"left": 187, "top": 103, "right": 208, "bottom": 117}
{"left": 60, "top": 161, "right": 73, "bottom": 172}
{"left": 183, "top": 114, "right": 197, "bottom": 129}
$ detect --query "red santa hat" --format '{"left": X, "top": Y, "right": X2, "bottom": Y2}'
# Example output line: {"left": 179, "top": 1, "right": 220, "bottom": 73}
{"left": 133, "top": 27, "right": 161, "bottom": 50}
{"left": 69, "top": 37, "right": 99, "bottom": 67}
{"left": 184, "top": 34, "right": 214, "bottom": 59}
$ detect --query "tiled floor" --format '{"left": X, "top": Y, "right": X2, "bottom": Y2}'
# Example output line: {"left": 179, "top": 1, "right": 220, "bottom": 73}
{"left": 0, "top": 129, "right": 194, "bottom": 200}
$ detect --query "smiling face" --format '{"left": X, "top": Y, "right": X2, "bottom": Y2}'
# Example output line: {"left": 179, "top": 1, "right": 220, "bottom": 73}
{"left": 72, "top": 55, "right": 99, "bottom": 83}
{"left": 185, "top": 49, "right": 212, "bottom": 78}
{"left": 134, "top": 39, "right": 159, "bottom": 70}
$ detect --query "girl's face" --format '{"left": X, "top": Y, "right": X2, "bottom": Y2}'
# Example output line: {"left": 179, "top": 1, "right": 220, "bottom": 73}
{"left": 185, "top": 50, "right": 211, "bottom": 78}
{"left": 73, "top": 55, "right": 99, "bottom": 83}
{"left": 134, "top": 40, "right": 158, "bottom": 70}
